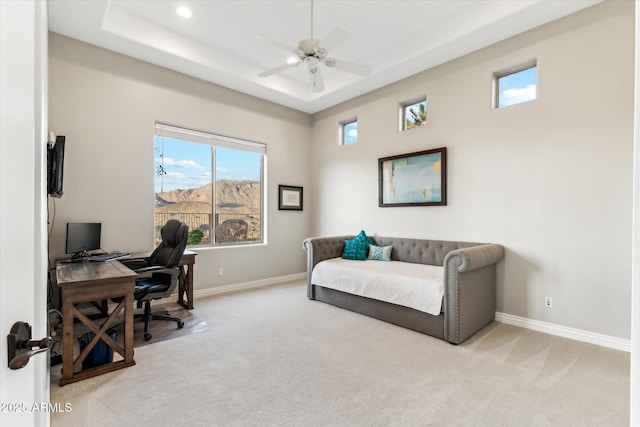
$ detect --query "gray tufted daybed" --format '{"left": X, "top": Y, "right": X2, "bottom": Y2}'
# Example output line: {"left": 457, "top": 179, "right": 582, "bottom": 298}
{"left": 303, "top": 236, "right": 505, "bottom": 344}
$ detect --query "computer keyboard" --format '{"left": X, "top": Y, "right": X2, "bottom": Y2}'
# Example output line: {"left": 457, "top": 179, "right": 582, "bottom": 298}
{"left": 89, "top": 252, "right": 129, "bottom": 262}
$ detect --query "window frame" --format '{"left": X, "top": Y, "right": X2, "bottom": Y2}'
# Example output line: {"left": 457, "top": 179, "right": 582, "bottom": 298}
{"left": 154, "top": 123, "right": 266, "bottom": 248}
{"left": 339, "top": 117, "right": 358, "bottom": 146}
{"left": 399, "top": 97, "right": 427, "bottom": 132}
{"left": 493, "top": 61, "right": 537, "bottom": 109}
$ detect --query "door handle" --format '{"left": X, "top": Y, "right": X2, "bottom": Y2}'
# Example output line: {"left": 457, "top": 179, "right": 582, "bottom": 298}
{"left": 7, "top": 321, "right": 52, "bottom": 370}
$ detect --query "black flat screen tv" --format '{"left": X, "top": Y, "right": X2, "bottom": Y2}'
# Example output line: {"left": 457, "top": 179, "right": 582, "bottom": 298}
{"left": 47, "top": 135, "right": 65, "bottom": 197}
{"left": 65, "top": 222, "right": 101, "bottom": 258}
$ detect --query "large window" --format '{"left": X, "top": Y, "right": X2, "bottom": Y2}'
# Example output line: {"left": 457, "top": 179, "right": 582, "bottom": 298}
{"left": 154, "top": 123, "right": 265, "bottom": 247}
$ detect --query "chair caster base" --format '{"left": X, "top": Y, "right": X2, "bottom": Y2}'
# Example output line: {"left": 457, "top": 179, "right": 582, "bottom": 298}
{"left": 178, "top": 321, "right": 184, "bottom": 329}
{"left": 144, "top": 333, "right": 152, "bottom": 341}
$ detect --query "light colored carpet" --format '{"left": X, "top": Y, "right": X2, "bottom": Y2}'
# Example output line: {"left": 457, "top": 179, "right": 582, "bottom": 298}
{"left": 50, "top": 280, "right": 630, "bottom": 426}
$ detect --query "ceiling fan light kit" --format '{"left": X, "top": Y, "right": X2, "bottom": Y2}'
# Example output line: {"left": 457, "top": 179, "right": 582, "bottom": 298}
{"left": 258, "top": 0, "right": 371, "bottom": 93}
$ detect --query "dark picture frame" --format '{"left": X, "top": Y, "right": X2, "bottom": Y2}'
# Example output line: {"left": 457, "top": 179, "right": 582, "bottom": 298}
{"left": 378, "top": 147, "right": 447, "bottom": 207}
{"left": 278, "top": 185, "right": 303, "bottom": 210}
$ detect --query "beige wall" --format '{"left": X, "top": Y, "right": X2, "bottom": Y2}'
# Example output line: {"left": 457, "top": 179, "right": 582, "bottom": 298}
{"left": 48, "top": 34, "right": 312, "bottom": 290}
{"left": 310, "top": 0, "right": 634, "bottom": 338}
{"left": 48, "top": 0, "right": 634, "bottom": 340}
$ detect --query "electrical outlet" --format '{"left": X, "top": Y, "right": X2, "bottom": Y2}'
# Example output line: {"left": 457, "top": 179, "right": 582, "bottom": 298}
{"left": 218, "top": 267, "right": 224, "bottom": 277}
{"left": 545, "top": 296, "right": 553, "bottom": 308}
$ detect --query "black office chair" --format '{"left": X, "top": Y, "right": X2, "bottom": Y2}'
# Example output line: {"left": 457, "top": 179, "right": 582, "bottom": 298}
{"left": 122, "top": 219, "right": 189, "bottom": 341}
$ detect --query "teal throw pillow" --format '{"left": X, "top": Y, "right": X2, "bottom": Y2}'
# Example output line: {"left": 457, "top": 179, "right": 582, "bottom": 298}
{"left": 354, "top": 230, "right": 374, "bottom": 246}
{"left": 342, "top": 238, "right": 368, "bottom": 260}
{"left": 341, "top": 230, "right": 373, "bottom": 260}
{"left": 367, "top": 244, "right": 392, "bottom": 261}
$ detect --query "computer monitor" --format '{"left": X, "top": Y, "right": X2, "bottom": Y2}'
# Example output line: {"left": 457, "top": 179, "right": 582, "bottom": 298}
{"left": 65, "top": 223, "right": 101, "bottom": 258}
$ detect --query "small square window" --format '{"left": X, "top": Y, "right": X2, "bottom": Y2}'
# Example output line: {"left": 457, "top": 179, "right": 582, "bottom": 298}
{"left": 400, "top": 99, "right": 427, "bottom": 131}
{"left": 340, "top": 119, "right": 358, "bottom": 145}
{"left": 495, "top": 63, "right": 537, "bottom": 108}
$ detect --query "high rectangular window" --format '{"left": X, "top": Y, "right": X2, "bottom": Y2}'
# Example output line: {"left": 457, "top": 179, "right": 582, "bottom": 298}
{"left": 154, "top": 123, "right": 265, "bottom": 247}
{"left": 340, "top": 119, "right": 358, "bottom": 145}
{"left": 400, "top": 98, "right": 427, "bottom": 131}
{"left": 495, "top": 63, "right": 537, "bottom": 108}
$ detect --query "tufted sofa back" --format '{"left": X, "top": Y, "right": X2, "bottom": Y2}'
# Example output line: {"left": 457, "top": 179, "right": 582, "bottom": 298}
{"left": 371, "top": 237, "right": 479, "bottom": 266}
{"left": 303, "top": 235, "right": 483, "bottom": 269}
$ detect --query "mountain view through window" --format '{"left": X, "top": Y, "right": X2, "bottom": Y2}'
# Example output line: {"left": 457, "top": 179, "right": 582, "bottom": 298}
{"left": 154, "top": 125, "right": 264, "bottom": 247}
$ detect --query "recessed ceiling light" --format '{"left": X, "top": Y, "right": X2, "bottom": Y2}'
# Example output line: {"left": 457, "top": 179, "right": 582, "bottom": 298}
{"left": 177, "top": 6, "right": 192, "bottom": 18}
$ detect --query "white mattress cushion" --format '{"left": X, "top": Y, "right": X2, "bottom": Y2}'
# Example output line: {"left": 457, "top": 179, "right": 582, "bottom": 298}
{"left": 311, "top": 258, "right": 444, "bottom": 315}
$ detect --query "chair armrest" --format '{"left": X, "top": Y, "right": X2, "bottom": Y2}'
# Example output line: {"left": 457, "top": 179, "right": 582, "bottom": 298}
{"left": 125, "top": 252, "right": 151, "bottom": 261}
{"left": 134, "top": 266, "right": 180, "bottom": 281}
{"left": 120, "top": 259, "right": 149, "bottom": 271}
{"left": 134, "top": 265, "right": 168, "bottom": 274}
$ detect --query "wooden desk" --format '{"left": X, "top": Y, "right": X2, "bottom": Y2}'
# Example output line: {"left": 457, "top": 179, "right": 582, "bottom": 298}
{"left": 56, "top": 260, "right": 137, "bottom": 386}
{"left": 126, "top": 250, "right": 196, "bottom": 310}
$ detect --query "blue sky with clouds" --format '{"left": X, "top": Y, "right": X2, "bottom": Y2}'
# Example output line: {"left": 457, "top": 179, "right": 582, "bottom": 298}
{"left": 499, "top": 66, "right": 537, "bottom": 107}
{"left": 344, "top": 122, "right": 358, "bottom": 144}
{"left": 154, "top": 136, "right": 260, "bottom": 192}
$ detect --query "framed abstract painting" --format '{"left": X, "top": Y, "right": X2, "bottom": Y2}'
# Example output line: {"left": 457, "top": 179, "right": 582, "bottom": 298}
{"left": 378, "top": 147, "right": 447, "bottom": 207}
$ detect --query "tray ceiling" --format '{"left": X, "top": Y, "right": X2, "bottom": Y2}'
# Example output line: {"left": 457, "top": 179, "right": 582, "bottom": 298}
{"left": 48, "top": 0, "right": 601, "bottom": 114}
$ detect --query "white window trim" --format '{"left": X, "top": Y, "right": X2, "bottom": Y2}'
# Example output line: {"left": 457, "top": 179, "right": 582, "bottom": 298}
{"left": 339, "top": 117, "right": 358, "bottom": 146}
{"left": 155, "top": 123, "right": 266, "bottom": 154}
{"left": 492, "top": 60, "right": 537, "bottom": 109}
{"left": 399, "top": 96, "right": 427, "bottom": 132}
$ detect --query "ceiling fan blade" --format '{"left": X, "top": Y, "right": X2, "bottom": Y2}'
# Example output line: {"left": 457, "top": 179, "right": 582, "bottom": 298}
{"left": 258, "top": 62, "right": 300, "bottom": 78}
{"left": 317, "top": 27, "right": 350, "bottom": 52}
{"left": 256, "top": 34, "right": 296, "bottom": 54}
{"left": 324, "top": 58, "right": 372, "bottom": 77}
{"left": 307, "top": 58, "right": 324, "bottom": 92}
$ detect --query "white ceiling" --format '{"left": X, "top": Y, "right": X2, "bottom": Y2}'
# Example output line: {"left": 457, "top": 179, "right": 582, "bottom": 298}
{"left": 48, "top": 0, "right": 601, "bottom": 114}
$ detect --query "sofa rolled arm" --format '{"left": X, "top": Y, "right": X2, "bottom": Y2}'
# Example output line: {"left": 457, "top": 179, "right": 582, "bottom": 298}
{"left": 443, "top": 243, "right": 504, "bottom": 344}
{"left": 444, "top": 244, "right": 504, "bottom": 273}
{"left": 303, "top": 236, "right": 353, "bottom": 268}
{"left": 303, "top": 236, "right": 353, "bottom": 299}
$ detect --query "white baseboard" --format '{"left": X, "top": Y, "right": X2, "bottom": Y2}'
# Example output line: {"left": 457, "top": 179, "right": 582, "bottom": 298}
{"left": 194, "top": 272, "right": 306, "bottom": 298}
{"left": 495, "top": 312, "right": 630, "bottom": 352}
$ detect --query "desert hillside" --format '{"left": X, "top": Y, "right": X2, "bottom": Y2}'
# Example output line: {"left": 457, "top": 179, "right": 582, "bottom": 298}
{"left": 155, "top": 180, "right": 260, "bottom": 214}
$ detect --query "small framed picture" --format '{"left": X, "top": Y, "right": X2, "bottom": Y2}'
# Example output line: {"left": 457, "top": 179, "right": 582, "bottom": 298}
{"left": 278, "top": 185, "right": 303, "bottom": 210}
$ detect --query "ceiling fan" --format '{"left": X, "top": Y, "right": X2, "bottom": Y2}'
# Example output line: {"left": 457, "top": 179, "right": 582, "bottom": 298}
{"left": 257, "top": 0, "right": 372, "bottom": 93}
